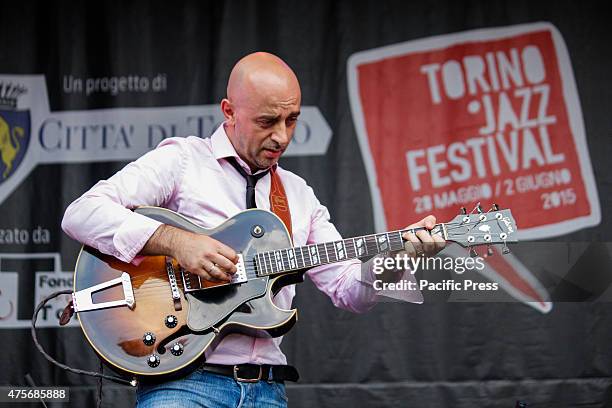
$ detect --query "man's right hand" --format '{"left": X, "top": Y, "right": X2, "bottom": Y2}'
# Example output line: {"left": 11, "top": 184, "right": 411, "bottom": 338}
{"left": 142, "top": 224, "right": 238, "bottom": 282}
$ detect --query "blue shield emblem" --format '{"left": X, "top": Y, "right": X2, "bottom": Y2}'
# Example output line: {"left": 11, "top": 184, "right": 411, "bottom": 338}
{"left": 0, "top": 109, "right": 31, "bottom": 184}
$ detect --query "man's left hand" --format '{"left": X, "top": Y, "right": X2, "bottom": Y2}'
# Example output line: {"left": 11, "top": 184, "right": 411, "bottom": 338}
{"left": 401, "top": 215, "right": 446, "bottom": 258}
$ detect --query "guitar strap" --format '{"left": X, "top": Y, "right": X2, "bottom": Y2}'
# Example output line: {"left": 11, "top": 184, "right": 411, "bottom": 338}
{"left": 269, "top": 166, "right": 293, "bottom": 240}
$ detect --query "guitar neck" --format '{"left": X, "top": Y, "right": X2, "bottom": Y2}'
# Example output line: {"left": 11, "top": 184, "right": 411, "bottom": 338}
{"left": 254, "top": 224, "right": 447, "bottom": 277}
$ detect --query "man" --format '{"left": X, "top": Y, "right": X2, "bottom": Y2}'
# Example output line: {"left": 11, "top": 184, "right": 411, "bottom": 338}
{"left": 62, "top": 52, "right": 445, "bottom": 407}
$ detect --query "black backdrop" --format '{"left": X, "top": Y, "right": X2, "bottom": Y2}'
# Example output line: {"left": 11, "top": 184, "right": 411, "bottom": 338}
{"left": 1, "top": 1, "right": 611, "bottom": 407}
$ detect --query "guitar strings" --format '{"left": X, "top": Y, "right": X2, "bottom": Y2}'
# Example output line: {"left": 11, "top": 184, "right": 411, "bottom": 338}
{"left": 125, "top": 228, "right": 503, "bottom": 286}
{"left": 129, "top": 232, "right": 503, "bottom": 293}
{"left": 128, "top": 226, "right": 500, "bottom": 280}
{"left": 92, "top": 218, "right": 512, "bottom": 295}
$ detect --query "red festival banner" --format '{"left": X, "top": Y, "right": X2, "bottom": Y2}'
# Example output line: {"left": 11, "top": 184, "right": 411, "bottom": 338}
{"left": 348, "top": 23, "right": 600, "bottom": 239}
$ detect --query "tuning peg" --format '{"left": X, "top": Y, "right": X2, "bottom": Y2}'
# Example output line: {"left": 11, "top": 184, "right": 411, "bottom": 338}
{"left": 469, "top": 247, "right": 478, "bottom": 257}
{"left": 476, "top": 203, "right": 483, "bottom": 213}
{"left": 492, "top": 203, "right": 499, "bottom": 211}
{"left": 502, "top": 242, "right": 511, "bottom": 254}
{"left": 486, "top": 245, "right": 494, "bottom": 257}
{"left": 460, "top": 207, "right": 467, "bottom": 215}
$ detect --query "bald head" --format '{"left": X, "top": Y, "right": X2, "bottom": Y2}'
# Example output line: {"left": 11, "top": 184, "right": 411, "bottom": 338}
{"left": 221, "top": 52, "right": 302, "bottom": 171}
{"left": 226, "top": 52, "right": 300, "bottom": 107}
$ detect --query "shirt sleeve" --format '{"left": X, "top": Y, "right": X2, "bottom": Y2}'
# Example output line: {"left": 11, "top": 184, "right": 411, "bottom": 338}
{"left": 303, "top": 187, "right": 380, "bottom": 313}
{"left": 61, "top": 138, "right": 187, "bottom": 263}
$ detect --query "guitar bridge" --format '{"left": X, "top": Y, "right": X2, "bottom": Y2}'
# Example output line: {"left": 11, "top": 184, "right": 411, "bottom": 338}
{"left": 72, "top": 272, "right": 135, "bottom": 312}
{"left": 166, "top": 257, "right": 182, "bottom": 311}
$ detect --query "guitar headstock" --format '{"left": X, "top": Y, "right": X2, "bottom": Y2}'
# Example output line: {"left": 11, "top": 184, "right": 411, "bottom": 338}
{"left": 445, "top": 204, "right": 518, "bottom": 252}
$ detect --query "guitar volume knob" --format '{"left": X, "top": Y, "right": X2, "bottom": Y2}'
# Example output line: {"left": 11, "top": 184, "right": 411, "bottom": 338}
{"left": 147, "top": 354, "right": 160, "bottom": 368}
{"left": 143, "top": 332, "right": 156, "bottom": 346}
{"left": 170, "top": 342, "right": 184, "bottom": 356}
{"left": 165, "top": 315, "right": 178, "bottom": 328}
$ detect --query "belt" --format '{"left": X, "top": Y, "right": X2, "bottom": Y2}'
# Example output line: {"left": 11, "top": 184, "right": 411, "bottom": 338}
{"left": 201, "top": 363, "right": 299, "bottom": 383}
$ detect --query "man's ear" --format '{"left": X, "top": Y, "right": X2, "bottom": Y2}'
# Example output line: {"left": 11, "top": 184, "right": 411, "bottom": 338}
{"left": 221, "top": 99, "right": 235, "bottom": 125}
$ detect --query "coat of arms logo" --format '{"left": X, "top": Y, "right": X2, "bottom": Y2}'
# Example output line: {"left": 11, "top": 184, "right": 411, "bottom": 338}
{"left": 0, "top": 82, "right": 31, "bottom": 183}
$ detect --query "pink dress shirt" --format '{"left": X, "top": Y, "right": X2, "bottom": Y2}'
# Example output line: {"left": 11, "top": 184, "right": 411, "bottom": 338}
{"left": 62, "top": 124, "right": 380, "bottom": 365}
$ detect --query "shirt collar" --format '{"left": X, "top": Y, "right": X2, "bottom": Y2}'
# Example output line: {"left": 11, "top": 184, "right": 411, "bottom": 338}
{"left": 210, "top": 123, "right": 276, "bottom": 175}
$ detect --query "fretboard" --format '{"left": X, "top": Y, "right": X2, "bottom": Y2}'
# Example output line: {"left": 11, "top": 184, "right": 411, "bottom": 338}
{"left": 254, "top": 224, "right": 446, "bottom": 277}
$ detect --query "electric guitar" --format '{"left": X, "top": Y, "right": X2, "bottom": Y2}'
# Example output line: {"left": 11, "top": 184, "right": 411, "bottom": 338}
{"left": 71, "top": 204, "right": 517, "bottom": 380}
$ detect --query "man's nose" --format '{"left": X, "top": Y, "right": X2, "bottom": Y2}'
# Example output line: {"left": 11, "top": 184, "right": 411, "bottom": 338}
{"left": 271, "top": 122, "right": 290, "bottom": 146}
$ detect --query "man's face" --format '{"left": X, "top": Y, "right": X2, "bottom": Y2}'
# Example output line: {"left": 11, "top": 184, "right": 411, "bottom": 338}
{"left": 223, "top": 71, "right": 301, "bottom": 171}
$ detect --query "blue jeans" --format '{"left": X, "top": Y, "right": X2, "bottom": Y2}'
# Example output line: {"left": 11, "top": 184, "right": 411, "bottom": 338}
{"left": 135, "top": 368, "right": 288, "bottom": 408}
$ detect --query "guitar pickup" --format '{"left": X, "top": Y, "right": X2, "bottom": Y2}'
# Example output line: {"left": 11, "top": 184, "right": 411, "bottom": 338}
{"left": 72, "top": 272, "right": 135, "bottom": 313}
{"left": 231, "top": 254, "right": 248, "bottom": 284}
{"left": 182, "top": 254, "right": 248, "bottom": 292}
